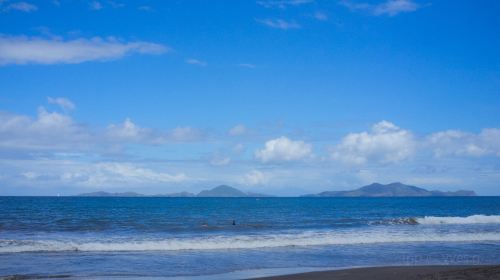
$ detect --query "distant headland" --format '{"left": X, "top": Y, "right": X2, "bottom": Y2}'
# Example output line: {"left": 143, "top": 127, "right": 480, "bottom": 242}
{"left": 76, "top": 182, "right": 476, "bottom": 197}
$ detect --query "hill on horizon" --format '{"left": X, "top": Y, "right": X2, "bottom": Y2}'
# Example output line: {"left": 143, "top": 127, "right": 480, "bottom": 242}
{"left": 303, "top": 182, "right": 476, "bottom": 197}
{"left": 76, "top": 185, "right": 271, "bottom": 198}
{"left": 76, "top": 182, "right": 477, "bottom": 197}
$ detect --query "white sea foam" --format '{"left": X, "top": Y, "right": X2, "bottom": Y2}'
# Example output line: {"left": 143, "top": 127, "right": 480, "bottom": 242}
{"left": 1, "top": 230, "right": 499, "bottom": 253}
{"left": 416, "top": 215, "right": 500, "bottom": 225}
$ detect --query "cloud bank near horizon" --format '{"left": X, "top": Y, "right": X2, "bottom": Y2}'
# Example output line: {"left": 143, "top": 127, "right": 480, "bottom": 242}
{"left": 0, "top": 98, "right": 499, "bottom": 195}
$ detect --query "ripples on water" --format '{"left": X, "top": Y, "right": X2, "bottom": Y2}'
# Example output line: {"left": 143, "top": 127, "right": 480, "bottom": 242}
{"left": 0, "top": 197, "right": 499, "bottom": 278}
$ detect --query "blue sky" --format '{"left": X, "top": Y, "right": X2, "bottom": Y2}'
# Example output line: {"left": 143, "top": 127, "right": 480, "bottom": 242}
{"left": 0, "top": 0, "right": 499, "bottom": 195}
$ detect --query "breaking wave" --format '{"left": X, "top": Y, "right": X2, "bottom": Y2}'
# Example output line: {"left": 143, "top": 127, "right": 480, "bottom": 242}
{"left": 1, "top": 230, "right": 499, "bottom": 253}
{"left": 417, "top": 215, "right": 500, "bottom": 225}
{"left": 371, "top": 215, "right": 500, "bottom": 225}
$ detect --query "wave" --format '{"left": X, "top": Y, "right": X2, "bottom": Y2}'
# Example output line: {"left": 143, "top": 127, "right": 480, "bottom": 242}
{"left": 370, "top": 215, "right": 500, "bottom": 225}
{"left": 370, "top": 218, "right": 419, "bottom": 225}
{"left": 1, "top": 230, "right": 499, "bottom": 253}
{"left": 417, "top": 215, "right": 500, "bottom": 225}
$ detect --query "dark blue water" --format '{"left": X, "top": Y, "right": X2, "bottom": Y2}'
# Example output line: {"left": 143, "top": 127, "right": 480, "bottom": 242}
{"left": 1, "top": 197, "right": 499, "bottom": 279}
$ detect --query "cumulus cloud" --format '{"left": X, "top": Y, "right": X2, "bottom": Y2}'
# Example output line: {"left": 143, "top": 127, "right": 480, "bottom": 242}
{"left": 340, "top": 0, "right": 419, "bottom": 16}
{"left": 0, "top": 107, "right": 91, "bottom": 151}
{"left": 257, "top": 0, "right": 313, "bottom": 9}
{"left": 256, "top": 19, "right": 301, "bottom": 30}
{"left": 0, "top": 35, "right": 168, "bottom": 65}
{"left": 2, "top": 1, "right": 37, "bottom": 12}
{"left": 331, "top": 121, "right": 416, "bottom": 165}
{"left": 427, "top": 129, "right": 500, "bottom": 158}
{"left": 106, "top": 118, "right": 165, "bottom": 144}
{"left": 255, "top": 136, "right": 312, "bottom": 163}
{"left": 229, "top": 124, "right": 247, "bottom": 136}
{"left": 47, "top": 97, "right": 75, "bottom": 111}
{"left": 185, "top": 58, "right": 207, "bottom": 66}
{"left": 0, "top": 100, "right": 208, "bottom": 155}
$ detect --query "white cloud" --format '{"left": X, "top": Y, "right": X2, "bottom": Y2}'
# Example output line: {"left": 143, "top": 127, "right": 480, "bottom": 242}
{"left": 427, "top": 129, "right": 500, "bottom": 158}
{"left": 340, "top": 0, "right": 419, "bottom": 16}
{"left": 47, "top": 97, "right": 75, "bottom": 111}
{"left": 108, "top": 121, "right": 204, "bottom": 144}
{"left": 185, "top": 58, "right": 207, "bottom": 66}
{"left": 2, "top": 1, "right": 37, "bottom": 12}
{"left": 257, "top": 0, "right": 313, "bottom": 9}
{"left": 240, "top": 170, "right": 269, "bottom": 185}
{"left": 21, "top": 171, "right": 38, "bottom": 180}
{"left": 229, "top": 124, "right": 247, "bottom": 136}
{"left": 85, "top": 162, "right": 187, "bottom": 186}
{"left": 0, "top": 107, "right": 91, "bottom": 151}
{"left": 255, "top": 136, "right": 312, "bottom": 163}
{"left": 331, "top": 121, "right": 416, "bottom": 165}
{"left": 0, "top": 100, "right": 208, "bottom": 155}
{"left": 0, "top": 35, "right": 168, "bottom": 65}
{"left": 13, "top": 160, "right": 188, "bottom": 187}
{"left": 373, "top": 0, "right": 418, "bottom": 16}
{"left": 106, "top": 118, "right": 164, "bottom": 144}
{"left": 256, "top": 19, "right": 301, "bottom": 30}
{"left": 168, "top": 126, "right": 204, "bottom": 142}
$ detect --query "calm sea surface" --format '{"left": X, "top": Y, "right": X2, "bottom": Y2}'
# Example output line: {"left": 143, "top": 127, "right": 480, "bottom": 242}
{"left": 1, "top": 197, "right": 499, "bottom": 279}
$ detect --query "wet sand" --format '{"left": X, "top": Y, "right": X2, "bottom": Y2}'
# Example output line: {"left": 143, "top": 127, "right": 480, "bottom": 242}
{"left": 250, "top": 265, "right": 500, "bottom": 280}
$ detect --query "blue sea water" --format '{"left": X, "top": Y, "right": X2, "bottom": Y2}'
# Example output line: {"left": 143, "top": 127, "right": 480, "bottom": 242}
{"left": 0, "top": 197, "right": 499, "bottom": 279}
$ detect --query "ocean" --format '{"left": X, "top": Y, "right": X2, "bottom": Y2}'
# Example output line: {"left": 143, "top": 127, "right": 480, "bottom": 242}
{"left": 0, "top": 197, "right": 499, "bottom": 279}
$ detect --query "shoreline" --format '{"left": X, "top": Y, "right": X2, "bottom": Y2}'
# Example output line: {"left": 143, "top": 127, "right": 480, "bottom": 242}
{"left": 1, "top": 265, "right": 499, "bottom": 279}
{"left": 247, "top": 265, "right": 500, "bottom": 280}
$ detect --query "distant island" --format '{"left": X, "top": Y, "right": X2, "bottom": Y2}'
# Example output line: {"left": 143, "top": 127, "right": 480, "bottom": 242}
{"left": 77, "top": 182, "right": 476, "bottom": 197}
{"left": 302, "top": 182, "right": 476, "bottom": 197}
{"left": 77, "top": 185, "right": 272, "bottom": 197}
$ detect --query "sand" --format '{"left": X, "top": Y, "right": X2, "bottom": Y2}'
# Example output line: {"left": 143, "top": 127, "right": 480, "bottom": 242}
{"left": 249, "top": 265, "right": 500, "bottom": 280}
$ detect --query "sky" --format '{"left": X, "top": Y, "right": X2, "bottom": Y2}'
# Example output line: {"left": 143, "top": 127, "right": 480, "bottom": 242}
{"left": 0, "top": 0, "right": 499, "bottom": 195}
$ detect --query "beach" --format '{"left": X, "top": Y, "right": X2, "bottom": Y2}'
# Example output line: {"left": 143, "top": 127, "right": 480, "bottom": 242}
{"left": 252, "top": 265, "right": 500, "bottom": 280}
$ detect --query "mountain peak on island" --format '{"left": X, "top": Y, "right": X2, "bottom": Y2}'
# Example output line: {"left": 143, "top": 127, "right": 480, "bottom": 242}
{"left": 197, "top": 185, "right": 246, "bottom": 197}
{"left": 77, "top": 191, "right": 143, "bottom": 197}
{"left": 304, "top": 182, "right": 476, "bottom": 197}
{"left": 196, "top": 185, "right": 270, "bottom": 197}
{"left": 76, "top": 185, "right": 271, "bottom": 197}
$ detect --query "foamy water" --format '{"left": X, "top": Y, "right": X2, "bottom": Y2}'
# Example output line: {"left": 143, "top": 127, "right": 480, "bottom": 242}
{"left": 2, "top": 218, "right": 500, "bottom": 253}
{"left": 417, "top": 215, "right": 500, "bottom": 225}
